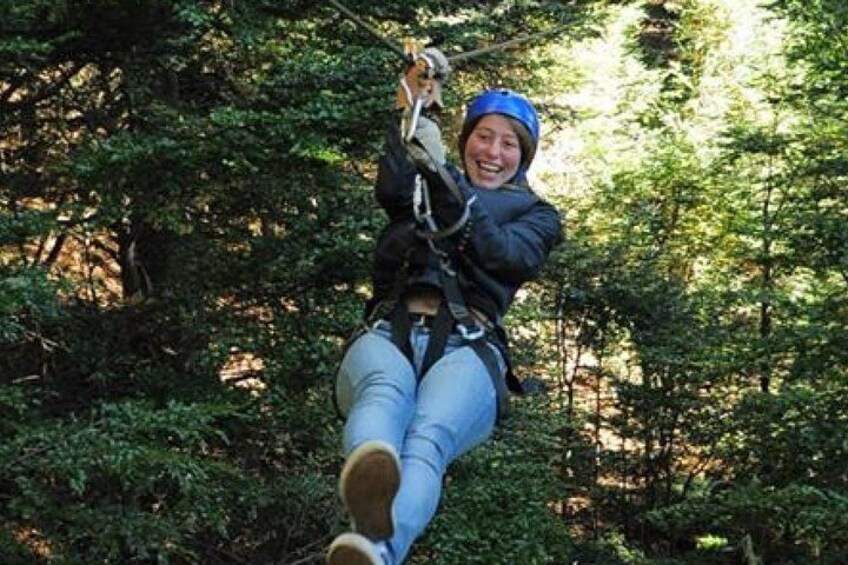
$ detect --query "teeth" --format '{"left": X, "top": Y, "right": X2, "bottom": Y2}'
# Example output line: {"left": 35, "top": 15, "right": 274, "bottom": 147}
{"left": 478, "top": 162, "right": 501, "bottom": 173}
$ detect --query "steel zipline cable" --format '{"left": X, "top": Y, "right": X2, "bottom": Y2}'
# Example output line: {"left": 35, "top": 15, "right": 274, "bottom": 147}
{"left": 325, "top": 0, "right": 410, "bottom": 61}
{"left": 325, "top": 0, "right": 567, "bottom": 64}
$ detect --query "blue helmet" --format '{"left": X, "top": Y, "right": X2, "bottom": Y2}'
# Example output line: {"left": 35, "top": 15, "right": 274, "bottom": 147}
{"left": 460, "top": 88, "right": 540, "bottom": 168}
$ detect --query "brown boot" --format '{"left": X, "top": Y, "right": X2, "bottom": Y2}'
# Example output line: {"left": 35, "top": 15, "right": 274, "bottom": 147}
{"left": 339, "top": 440, "right": 401, "bottom": 540}
{"left": 326, "top": 532, "right": 382, "bottom": 565}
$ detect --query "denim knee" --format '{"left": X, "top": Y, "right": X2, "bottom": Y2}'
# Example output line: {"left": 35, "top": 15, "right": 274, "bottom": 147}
{"left": 402, "top": 424, "right": 452, "bottom": 476}
{"left": 335, "top": 330, "right": 416, "bottom": 417}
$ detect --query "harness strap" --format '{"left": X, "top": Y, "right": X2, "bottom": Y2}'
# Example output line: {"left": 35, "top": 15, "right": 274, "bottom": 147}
{"left": 468, "top": 339, "right": 510, "bottom": 418}
{"left": 419, "top": 301, "right": 454, "bottom": 376}
{"left": 389, "top": 300, "right": 414, "bottom": 363}
{"left": 387, "top": 298, "right": 508, "bottom": 416}
{"left": 439, "top": 264, "right": 510, "bottom": 418}
{"left": 440, "top": 256, "right": 487, "bottom": 340}
{"left": 391, "top": 256, "right": 509, "bottom": 419}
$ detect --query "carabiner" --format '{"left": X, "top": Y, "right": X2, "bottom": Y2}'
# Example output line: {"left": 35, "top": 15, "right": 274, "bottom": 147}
{"left": 397, "top": 40, "right": 437, "bottom": 141}
{"left": 457, "top": 322, "right": 486, "bottom": 341}
{"left": 402, "top": 95, "right": 425, "bottom": 142}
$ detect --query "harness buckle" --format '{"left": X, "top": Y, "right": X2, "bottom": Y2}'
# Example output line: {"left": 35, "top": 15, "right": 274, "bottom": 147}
{"left": 457, "top": 322, "right": 486, "bottom": 341}
{"left": 413, "top": 174, "right": 441, "bottom": 234}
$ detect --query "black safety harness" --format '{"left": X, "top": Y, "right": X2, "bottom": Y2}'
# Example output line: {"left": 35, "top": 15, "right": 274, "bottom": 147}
{"left": 366, "top": 147, "right": 512, "bottom": 418}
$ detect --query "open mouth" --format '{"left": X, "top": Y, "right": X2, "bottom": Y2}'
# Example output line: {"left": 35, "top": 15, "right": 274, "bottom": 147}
{"left": 475, "top": 161, "right": 502, "bottom": 175}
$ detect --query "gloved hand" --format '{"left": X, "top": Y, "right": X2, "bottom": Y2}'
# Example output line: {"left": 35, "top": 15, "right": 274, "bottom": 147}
{"left": 397, "top": 46, "right": 451, "bottom": 115}
{"left": 405, "top": 115, "right": 445, "bottom": 172}
{"left": 421, "top": 47, "right": 450, "bottom": 85}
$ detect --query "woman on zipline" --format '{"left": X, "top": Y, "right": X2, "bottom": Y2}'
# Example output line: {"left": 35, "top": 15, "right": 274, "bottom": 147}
{"left": 328, "top": 47, "right": 562, "bottom": 564}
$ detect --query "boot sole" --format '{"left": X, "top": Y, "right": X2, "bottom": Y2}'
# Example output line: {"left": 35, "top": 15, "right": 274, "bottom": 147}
{"left": 326, "top": 532, "right": 381, "bottom": 565}
{"left": 340, "top": 440, "right": 401, "bottom": 540}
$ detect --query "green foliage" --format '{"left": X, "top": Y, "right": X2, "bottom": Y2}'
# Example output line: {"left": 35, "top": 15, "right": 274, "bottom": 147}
{"left": 1, "top": 399, "right": 261, "bottom": 562}
{"left": 3, "top": 0, "right": 848, "bottom": 562}
{"left": 723, "top": 378, "right": 848, "bottom": 490}
{"left": 0, "top": 380, "right": 342, "bottom": 563}
{"left": 1, "top": 0, "right": 598, "bottom": 561}
{"left": 0, "top": 267, "right": 66, "bottom": 344}
{"left": 410, "top": 395, "right": 577, "bottom": 564}
{"left": 649, "top": 479, "right": 848, "bottom": 563}
{"left": 539, "top": 0, "right": 848, "bottom": 561}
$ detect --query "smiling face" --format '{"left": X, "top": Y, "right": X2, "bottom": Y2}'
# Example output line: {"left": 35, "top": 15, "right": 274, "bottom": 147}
{"left": 462, "top": 114, "right": 522, "bottom": 189}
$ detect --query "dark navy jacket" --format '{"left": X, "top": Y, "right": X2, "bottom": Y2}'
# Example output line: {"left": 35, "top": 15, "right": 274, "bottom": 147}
{"left": 368, "top": 124, "right": 562, "bottom": 332}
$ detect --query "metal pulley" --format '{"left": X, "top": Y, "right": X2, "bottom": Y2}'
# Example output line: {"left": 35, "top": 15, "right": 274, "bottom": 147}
{"left": 396, "top": 39, "right": 449, "bottom": 142}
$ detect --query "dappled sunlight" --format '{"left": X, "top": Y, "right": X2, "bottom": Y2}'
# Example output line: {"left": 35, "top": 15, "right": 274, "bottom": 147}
{"left": 218, "top": 349, "right": 267, "bottom": 394}
{"left": 13, "top": 528, "right": 52, "bottom": 560}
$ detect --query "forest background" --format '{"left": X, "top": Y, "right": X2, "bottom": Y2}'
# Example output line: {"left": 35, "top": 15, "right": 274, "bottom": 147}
{"left": 2, "top": 0, "right": 846, "bottom": 563}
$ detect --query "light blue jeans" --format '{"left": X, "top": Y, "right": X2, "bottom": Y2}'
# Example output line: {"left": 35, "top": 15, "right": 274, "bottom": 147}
{"left": 335, "top": 320, "right": 502, "bottom": 564}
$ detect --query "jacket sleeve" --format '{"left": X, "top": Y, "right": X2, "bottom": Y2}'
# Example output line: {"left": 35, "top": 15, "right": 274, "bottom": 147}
{"left": 460, "top": 187, "right": 562, "bottom": 285}
{"left": 374, "top": 123, "right": 417, "bottom": 219}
